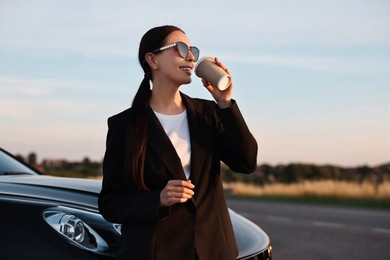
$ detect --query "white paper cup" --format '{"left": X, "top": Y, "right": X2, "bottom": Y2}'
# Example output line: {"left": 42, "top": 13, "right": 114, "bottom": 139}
{"left": 195, "top": 56, "right": 231, "bottom": 90}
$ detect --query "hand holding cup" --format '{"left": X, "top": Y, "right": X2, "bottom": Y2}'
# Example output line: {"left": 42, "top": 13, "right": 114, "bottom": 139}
{"left": 195, "top": 57, "right": 233, "bottom": 108}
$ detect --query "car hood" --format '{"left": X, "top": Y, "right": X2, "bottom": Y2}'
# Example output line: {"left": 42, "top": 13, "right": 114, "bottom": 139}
{"left": 0, "top": 175, "right": 102, "bottom": 210}
{"left": 0, "top": 175, "right": 102, "bottom": 192}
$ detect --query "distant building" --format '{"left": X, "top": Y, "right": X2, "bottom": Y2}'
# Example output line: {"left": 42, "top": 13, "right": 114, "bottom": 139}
{"left": 32, "top": 164, "right": 45, "bottom": 172}
{"left": 42, "top": 159, "right": 68, "bottom": 168}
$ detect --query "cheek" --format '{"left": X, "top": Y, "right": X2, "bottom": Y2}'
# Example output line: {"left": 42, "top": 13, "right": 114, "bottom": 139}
{"left": 160, "top": 59, "right": 179, "bottom": 73}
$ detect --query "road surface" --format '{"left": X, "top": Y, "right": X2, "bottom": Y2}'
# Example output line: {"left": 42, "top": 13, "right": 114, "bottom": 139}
{"left": 227, "top": 199, "right": 390, "bottom": 259}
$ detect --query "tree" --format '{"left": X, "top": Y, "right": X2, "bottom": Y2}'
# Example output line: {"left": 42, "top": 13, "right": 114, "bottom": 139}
{"left": 28, "top": 152, "right": 37, "bottom": 165}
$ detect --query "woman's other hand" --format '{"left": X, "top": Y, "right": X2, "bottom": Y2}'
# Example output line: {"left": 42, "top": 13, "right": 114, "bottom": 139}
{"left": 160, "top": 180, "right": 195, "bottom": 207}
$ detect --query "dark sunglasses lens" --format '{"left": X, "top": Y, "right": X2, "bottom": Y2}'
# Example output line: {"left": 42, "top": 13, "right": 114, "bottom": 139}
{"left": 176, "top": 42, "right": 189, "bottom": 58}
{"left": 176, "top": 42, "right": 199, "bottom": 61}
{"left": 190, "top": 47, "right": 199, "bottom": 62}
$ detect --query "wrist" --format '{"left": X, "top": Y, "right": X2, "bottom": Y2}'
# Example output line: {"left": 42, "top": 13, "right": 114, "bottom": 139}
{"left": 217, "top": 100, "right": 232, "bottom": 109}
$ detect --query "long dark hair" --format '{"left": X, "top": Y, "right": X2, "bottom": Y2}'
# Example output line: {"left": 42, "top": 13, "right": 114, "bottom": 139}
{"left": 125, "top": 25, "right": 184, "bottom": 191}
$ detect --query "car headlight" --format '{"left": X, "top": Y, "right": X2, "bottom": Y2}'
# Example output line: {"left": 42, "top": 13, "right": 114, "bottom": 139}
{"left": 43, "top": 210, "right": 109, "bottom": 253}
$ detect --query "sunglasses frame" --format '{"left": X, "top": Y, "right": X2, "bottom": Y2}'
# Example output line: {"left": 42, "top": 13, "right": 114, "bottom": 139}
{"left": 151, "top": 41, "right": 200, "bottom": 62}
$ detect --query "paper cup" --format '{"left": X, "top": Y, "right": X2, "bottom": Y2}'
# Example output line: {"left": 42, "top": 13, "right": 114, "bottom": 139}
{"left": 195, "top": 56, "right": 231, "bottom": 90}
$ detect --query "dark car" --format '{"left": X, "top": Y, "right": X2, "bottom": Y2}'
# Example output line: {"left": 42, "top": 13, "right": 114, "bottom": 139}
{"left": 0, "top": 147, "right": 272, "bottom": 260}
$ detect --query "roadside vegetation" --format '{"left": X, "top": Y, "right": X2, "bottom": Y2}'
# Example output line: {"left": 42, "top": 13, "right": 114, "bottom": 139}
{"left": 18, "top": 152, "right": 390, "bottom": 208}
{"left": 222, "top": 163, "right": 390, "bottom": 209}
{"left": 223, "top": 180, "right": 390, "bottom": 208}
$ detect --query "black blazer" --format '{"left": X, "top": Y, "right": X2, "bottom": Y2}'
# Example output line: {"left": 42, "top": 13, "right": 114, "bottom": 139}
{"left": 98, "top": 93, "right": 258, "bottom": 260}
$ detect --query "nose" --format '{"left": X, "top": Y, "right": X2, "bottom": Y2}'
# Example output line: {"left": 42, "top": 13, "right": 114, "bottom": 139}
{"left": 186, "top": 49, "right": 195, "bottom": 62}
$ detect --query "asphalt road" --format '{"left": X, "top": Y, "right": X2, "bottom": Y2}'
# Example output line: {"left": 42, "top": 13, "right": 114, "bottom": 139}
{"left": 227, "top": 199, "right": 390, "bottom": 260}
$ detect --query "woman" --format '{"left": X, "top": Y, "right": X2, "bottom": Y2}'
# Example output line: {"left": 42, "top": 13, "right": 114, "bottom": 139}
{"left": 98, "top": 25, "right": 258, "bottom": 260}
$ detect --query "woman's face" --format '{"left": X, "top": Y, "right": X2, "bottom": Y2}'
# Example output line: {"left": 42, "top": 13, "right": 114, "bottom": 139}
{"left": 153, "top": 30, "right": 196, "bottom": 86}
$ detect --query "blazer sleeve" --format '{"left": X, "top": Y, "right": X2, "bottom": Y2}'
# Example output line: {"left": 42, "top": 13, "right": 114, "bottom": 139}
{"left": 217, "top": 100, "right": 258, "bottom": 173}
{"left": 98, "top": 115, "right": 162, "bottom": 225}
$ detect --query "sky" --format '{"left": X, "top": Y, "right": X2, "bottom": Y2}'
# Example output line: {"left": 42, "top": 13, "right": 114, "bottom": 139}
{"left": 1, "top": 0, "right": 389, "bottom": 167}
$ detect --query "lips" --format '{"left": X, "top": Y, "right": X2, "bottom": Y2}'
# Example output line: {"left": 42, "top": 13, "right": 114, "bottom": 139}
{"left": 180, "top": 66, "right": 193, "bottom": 73}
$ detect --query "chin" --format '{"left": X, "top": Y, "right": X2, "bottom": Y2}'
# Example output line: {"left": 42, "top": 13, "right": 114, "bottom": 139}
{"left": 180, "top": 77, "right": 192, "bottom": 85}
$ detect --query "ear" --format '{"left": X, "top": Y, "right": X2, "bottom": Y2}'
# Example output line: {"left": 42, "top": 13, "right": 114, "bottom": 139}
{"left": 144, "top": 53, "right": 159, "bottom": 70}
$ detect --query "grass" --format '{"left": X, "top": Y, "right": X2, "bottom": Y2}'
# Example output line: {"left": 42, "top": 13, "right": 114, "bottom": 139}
{"left": 223, "top": 180, "right": 390, "bottom": 209}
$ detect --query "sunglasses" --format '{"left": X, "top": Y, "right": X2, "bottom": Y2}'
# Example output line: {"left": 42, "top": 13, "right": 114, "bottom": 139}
{"left": 152, "top": 41, "right": 200, "bottom": 62}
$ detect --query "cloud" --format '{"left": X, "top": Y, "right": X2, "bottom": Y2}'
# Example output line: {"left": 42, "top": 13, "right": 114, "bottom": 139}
{"left": 1, "top": 1, "right": 389, "bottom": 58}
{"left": 221, "top": 53, "right": 390, "bottom": 74}
{"left": 0, "top": 77, "right": 51, "bottom": 97}
{"left": 0, "top": 76, "right": 110, "bottom": 95}
{"left": 0, "top": 75, "right": 110, "bottom": 160}
{"left": 0, "top": 76, "right": 114, "bottom": 120}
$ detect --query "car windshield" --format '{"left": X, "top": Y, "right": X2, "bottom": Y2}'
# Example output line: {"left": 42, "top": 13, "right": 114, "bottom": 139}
{"left": 0, "top": 149, "right": 38, "bottom": 175}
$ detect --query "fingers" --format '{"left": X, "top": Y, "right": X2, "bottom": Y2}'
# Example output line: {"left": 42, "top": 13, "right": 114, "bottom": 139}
{"left": 214, "top": 57, "right": 230, "bottom": 75}
{"left": 160, "top": 180, "right": 195, "bottom": 207}
{"left": 201, "top": 78, "right": 210, "bottom": 88}
{"left": 202, "top": 78, "right": 216, "bottom": 95}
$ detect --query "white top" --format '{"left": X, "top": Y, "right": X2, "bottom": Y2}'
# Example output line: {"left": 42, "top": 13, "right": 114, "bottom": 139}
{"left": 154, "top": 110, "right": 191, "bottom": 179}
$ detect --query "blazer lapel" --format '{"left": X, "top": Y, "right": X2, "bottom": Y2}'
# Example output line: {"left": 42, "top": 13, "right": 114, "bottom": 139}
{"left": 147, "top": 109, "right": 187, "bottom": 181}
{"left": 182, "top": 94, "right": 207, "bottom": 187}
